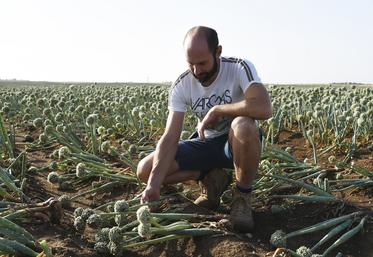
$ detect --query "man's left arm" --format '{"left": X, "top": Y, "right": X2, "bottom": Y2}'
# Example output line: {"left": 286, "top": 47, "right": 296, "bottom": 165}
{"left": 198, "top": 83, "right": 272, "bottom": 139}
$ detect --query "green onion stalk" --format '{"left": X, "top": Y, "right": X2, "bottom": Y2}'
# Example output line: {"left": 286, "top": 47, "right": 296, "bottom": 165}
{"left": 2, "top": 198, "right": 63, "bottom": 224}
{"left": 57, "top": 146, "right": 105, "bottom": 165}
{"left": 102, "top": 227, "right": 224, "bottom": 256}
{"left": 307, "top": 218, "right": 353, "bottom": 254}
{"left": 262, "top": 146, "right": 302, "bottom": 164}
{"left": 0, "top": 216, "right": 35, "bottom": 246}
{"left": 66, "top": 181, "right": 122, "bottom": 206}
{"left": 94, "top": 193, "right": 179, "bottom": 212}
{"left": 0, "top": 165, "right": 29, "bottom": 203}
{"left": 269, "top": 211, "right": 363, "bottom": 248}
{"left": 322, "top": 215, "right": 368, "bottom": 257}
{"left": 271, "top": 195, "right": 342, "bottom": 203}
{"left": 74, "top": 162, "right": 137, "bottom": 184}
{"left": 0, "top": 238, "right": 39, "bottom": 257}
{"left": 266, "top": 174, "right": 333, "bottom": 197}
{"left": 306, "top": 129, "right": 318, "bottom": 165}
{"left": 44, "top": 126, "right": 82, "bottom": 154}
{"left": 0, "top": 112, "right": 14, "bottom": 158}
{"left": 99, "top": 141, "right": 137, "bottom": 172}
{"left": 136, "top": 206, "right": 228, "bottom": 226}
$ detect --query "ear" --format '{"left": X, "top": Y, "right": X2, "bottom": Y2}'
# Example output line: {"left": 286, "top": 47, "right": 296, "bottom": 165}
{"left": 216, "top": 45, "right": 222, "bottom": 58}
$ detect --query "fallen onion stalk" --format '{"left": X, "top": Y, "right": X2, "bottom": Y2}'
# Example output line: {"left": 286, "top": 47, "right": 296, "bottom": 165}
{"left": 270, "top": 211, "right": 363, "bottom": 247}
{"left": 322, "top": 216, "right": 368, "bottom": 257}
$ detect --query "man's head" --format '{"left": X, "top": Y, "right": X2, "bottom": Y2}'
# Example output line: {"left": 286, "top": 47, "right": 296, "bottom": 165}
{"left": 183, "top": 26, "right": 222, "bottom": 86}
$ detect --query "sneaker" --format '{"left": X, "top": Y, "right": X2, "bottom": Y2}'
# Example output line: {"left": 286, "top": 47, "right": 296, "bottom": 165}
{"left": 230, "top": 188, "right": 254, "bottom": 232}
{"left": 194, "top": 168, "right": 232, "bottom": 210}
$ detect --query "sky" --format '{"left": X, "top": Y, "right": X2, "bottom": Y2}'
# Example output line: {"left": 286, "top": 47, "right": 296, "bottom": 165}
{"left": 0, "top": 0, "right": 372, "bottom": 84}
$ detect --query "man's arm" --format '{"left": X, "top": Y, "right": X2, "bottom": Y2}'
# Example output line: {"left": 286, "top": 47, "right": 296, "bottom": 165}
{"left": 141, "top": 110, "right": 185, "bottom": 203}
{"left": 198, "top": 83, "right": 272, "bottom": 139}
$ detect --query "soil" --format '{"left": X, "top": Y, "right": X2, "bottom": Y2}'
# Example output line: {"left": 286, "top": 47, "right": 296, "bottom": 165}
{"left": 12, "top": 130, "right": 373, "bottom": 257}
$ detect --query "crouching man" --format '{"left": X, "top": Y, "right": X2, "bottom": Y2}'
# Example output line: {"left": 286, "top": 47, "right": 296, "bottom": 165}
{"left": 137, "top": 26, "right": 272, "bottom": 232}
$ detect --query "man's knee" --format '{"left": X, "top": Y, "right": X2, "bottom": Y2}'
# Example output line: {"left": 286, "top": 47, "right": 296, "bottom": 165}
{"left": 230, "top": 116, "right": 258, "bottom": 142}
{"left": 136, "top": 154, "right": 153, "bottom": 183}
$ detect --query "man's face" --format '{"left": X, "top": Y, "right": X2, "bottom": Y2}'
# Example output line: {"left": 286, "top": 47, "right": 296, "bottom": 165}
{"left": 191, "top": 53, "right": 218, "bottom": 84}
{"left": 185, "top": 40, "right": 219, "bottom": 85}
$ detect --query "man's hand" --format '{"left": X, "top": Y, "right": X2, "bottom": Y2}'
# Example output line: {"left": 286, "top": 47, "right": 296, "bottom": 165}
{"left": 140, "top": 185, "right": 160, "bottom": 204}
{"left": 198, "top": 106, "right": 220, "bottom": 140}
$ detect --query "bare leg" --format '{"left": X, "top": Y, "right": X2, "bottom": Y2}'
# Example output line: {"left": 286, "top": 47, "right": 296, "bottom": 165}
{"left": 228, "top": 116, "right": 260, "bottom": 232}
{"left": 229, "top": 116, "right": 261, "bottom": 188}
{"left": 137, "top": 152, "right": 200, "bottom": 185}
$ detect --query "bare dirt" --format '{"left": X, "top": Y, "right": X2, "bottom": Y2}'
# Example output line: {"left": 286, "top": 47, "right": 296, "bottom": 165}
{"left": 16, "top": 130, "right": 373, "bottom": 257}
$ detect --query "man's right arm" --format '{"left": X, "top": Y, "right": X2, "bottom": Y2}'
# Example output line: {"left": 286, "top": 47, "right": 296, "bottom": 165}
{"left": 141, "top": 110, "right": 185, "bottom": 203}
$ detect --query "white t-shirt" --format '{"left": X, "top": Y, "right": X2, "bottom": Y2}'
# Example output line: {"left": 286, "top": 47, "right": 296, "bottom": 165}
{"left": 168, "top": 56, "right": 261, "bottom": 138}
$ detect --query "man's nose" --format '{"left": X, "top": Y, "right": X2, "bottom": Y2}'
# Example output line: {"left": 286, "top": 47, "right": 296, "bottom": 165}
{"left": 193, "top": 65, "right": 201, "bottom": 76}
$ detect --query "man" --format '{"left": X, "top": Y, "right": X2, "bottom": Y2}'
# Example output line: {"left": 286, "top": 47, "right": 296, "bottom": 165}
{"left": 137, "top": 26, "right": 272, "bottom": 232}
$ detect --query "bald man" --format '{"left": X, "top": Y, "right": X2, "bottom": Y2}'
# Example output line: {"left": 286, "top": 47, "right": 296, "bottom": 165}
{"left": 137, "top": 26, "right": 272, "bottom": 232}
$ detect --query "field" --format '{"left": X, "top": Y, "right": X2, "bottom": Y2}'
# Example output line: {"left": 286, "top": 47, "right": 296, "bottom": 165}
{"left": 0, "top": 80, "right": 372, "bottom": 257}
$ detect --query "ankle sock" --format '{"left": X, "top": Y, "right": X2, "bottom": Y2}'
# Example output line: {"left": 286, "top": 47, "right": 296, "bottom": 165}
{"left": 236, "top": 184, "right": 252, "bottom": 193}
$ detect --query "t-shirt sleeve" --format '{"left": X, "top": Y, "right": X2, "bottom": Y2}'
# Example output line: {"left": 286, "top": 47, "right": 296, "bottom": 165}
{"left": 168, "top": 80, "right": 188, "bottom": 113}
{"left": 237, "top": 59, "right": 262, "bottom": 93}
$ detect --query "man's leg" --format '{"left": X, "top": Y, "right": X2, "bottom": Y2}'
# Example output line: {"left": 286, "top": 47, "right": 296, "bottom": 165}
{"left": 137, "top": 134, "right": 233, "bottom": 209}
{"left": 228, "top": 116, "right": 261, "bottom": 232}
{"left": 137, "top": 152, "right": 200, "bottom": 185}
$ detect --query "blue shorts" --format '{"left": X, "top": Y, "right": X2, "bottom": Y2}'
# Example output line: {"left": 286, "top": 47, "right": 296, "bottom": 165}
{"left": 175, "top": 130, "right": 264, "bottom": 180}
{"left": 175, "top": 132, "right": 234, "bottom": 177}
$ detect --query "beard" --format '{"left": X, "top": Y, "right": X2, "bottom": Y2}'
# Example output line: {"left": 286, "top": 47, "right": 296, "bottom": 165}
{"left": 193, "top": 55, "right": 219, "bottom": 85}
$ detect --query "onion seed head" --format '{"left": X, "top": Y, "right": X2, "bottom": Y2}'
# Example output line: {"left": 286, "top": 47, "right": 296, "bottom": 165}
{"left": 109, "top": 241, "right": 123, "bottom": 257}
{"left": 136, "top": 206, "right": 151, "bottom": 224}
{"left": 44, "top": 125, "right": 54, "bottom": 136}
{"left": 109, "top": 226, "right": 123, "bottom": 243}
{"left": 149, "top": 119, "right": 156, "bottom": 126}
{"left": 328, "top": 155, "right": 336, "bottom": 164}
{"left": 76, "top": 163, "right": 88, "bottom": 178}
{"left": 39, "top": 133, "right": 48, "bottom": 143}
{"left": 81, "top": 208, "right": 95, "bottom": 221}
{"left": 114, "top": 214, "right": 127, "bottom": 226}
{"left": 86, "top": 114, "right": 98, "bottom": 126}
{"left": 128, "top": 144, "right": 137, "bottom": 155}
{"left": 56, "top": 124, "right": 64, "bottom": 133}
{"left": 74, "top": 216, "right": 86, "bottom": 232}
{"left": 269, "top": 230, "right": 286, "bottom": 247}
{"left": 58, "top": 146, "right": 71, "bottom": 160}
{"left": 47, "top": 172, "right": 60, "bottom": 184}
{"left": 94, "top": 242, "right": 109, "bottom": 255}
{"left": 101, "top": 141, "right": 111, "bottom": 153}
{"left": 138, "top": 151, "right": 147, "bottom": 160}
{"left": 87, "top": 214, "right": 102, "bottom": 229}
{"left": 95, "top": 227, "right": 110, "bottom": 243}
{"left": 33, "top": 118, "right": 43, "bottom": 128}
{"left": 114, "top": 200, "right": 129, "bottom": 213}
{"left": 49, "top": 161, "right": 58, "bottom": 170}
{"left": 97, "top": 126, "right": 106, "bottom": 135}
{"left": 296, "top": 246, "right": 312, "bottom": 257}
{"left": 74, "top": 207, "right": 84, "bottom": 218}
{"left": 55, "top": 112, "right": 64, "bottom": 123}
{"left": 131, "top": 108, "right": 139, "bottom": 117}
{"left": 1, "top": 106, "right": 10, "bottom": 114}
{"left": 137, "top": 222, "right": 152, "bottom": 239}
{"left": 43, "top": 108, "right": 51, "bottom": 116}
{"left": 121, "top": 140, "right": 130, "bottom": 149}
{"left": 58, "top": 194, "right": 71, "bottom": 208}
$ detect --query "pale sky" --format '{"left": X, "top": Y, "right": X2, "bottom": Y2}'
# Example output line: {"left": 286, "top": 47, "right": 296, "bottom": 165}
{"left": 1, "top": 0, "right": 372, "bottom": 84}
